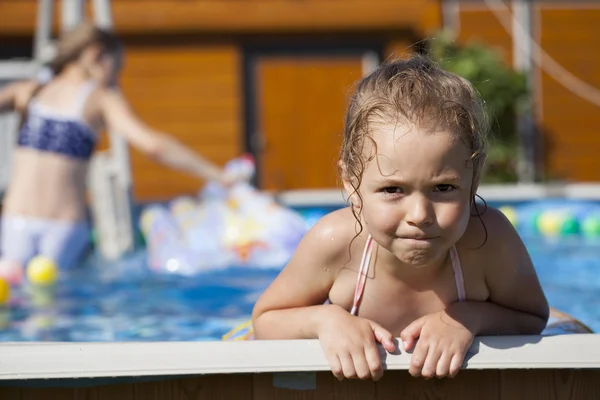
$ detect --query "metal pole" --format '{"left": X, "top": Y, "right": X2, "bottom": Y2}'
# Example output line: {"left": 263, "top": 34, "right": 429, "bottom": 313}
{"left": 512, "top": 0, "right": 536, "bottom": 182}
{"left": 61, "top": 0, "right": 84, "bottom": 31}
{"left": 92, "top": 0, "right": 113, "bottom": 28}
{"left": 442, "top": 0, "right": 461, "bottom": 39}
{"left": 91, "top": 0, "right": 137, "bottom": 255}
{"left": 362, "top": 52, "right": 379, "bottom": 76}
{"left": 91, "top": 0, "right": 131, "bottom": 189}
{"left": 34, "top": 0, "right": 54, "bottom": 63}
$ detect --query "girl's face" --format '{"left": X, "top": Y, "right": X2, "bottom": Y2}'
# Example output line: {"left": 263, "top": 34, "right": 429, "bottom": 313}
{"left": 344, "top": 122, "right": 474, "bottom": 268}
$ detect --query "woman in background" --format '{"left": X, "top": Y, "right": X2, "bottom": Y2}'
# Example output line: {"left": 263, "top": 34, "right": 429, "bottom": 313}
{"left": 0, "top": 22, "right": 244, "bottom": 283}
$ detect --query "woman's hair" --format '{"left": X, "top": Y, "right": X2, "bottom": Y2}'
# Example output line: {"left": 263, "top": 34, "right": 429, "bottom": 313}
{"left": 339, "top": 54, "right": 489, "bottom": 216}
{"left": 48, "top": 22, "right": 122, "bottom": 74}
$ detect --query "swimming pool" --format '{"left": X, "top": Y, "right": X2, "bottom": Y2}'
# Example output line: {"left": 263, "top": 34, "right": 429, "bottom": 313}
{"left": 0, "top": 199, "right": 598, "bottom": 341}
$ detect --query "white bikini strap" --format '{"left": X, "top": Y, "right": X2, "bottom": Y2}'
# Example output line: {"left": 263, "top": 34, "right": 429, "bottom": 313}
{"left": 73, "top": 81, "right": 98, "bottom": 117}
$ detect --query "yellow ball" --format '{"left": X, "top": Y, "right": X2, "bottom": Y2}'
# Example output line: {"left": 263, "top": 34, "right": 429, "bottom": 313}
{"left": 0, "top": 279, "right": 10, "bottom": 305}
{"left": 26, "top": 256, "right": 58, "bottom": 286}
{"left": 499, "top": 206, "right": 518, "bottom": 227}
{"left": 538, "top": 212, "right": 563, "bottom": 237}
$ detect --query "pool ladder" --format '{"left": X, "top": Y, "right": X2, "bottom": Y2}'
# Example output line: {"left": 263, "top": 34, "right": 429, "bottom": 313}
{"left": 0, "top": 0, "right": 136, "bottom": 261}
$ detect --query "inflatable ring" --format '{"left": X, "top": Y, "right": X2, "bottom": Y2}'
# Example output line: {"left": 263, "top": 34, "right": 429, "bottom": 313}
{"left": 543, "top": 307, "right": 593, "bottom": 335}
{"left": 222, "top": 319, "right": 254, "bottom": 341}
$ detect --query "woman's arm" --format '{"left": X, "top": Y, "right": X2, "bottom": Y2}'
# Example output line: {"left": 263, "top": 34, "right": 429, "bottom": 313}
{"left": 0, "top": 82, "right": 19, "bottom": 113}
{"left": 100, "top": 88, "right": 232, "bottom": 184}
{"left": 0, "top": 80, "right": 38, "bottom": 114}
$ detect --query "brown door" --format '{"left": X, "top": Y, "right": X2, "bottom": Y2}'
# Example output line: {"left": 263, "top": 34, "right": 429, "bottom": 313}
{"left": 252, "top": 55, "right": 373, "bottom": 191}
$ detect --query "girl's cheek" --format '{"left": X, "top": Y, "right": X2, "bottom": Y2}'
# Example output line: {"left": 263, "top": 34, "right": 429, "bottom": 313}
{"left": 364, "top": 201, "right": 402, "bottom": 232}
{"left": 436, "top": 203, "right": 469, "bottom": 232}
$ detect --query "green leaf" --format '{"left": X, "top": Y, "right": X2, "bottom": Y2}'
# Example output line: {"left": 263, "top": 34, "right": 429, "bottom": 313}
{"left": 427, "top": 30, "right": 529, "bottom": 183}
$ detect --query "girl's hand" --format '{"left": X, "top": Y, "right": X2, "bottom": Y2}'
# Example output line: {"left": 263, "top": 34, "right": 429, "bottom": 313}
{"left": 400, "top": 311, "right": 474, "bottom": 378}
{"left": 317, "top": 305, "right": 396, "bottom": 381}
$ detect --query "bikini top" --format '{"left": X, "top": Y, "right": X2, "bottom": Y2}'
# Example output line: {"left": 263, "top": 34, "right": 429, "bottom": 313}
{"left": 17, "top": 81, "right": 99, "bottom": 160}
{"left": 348, "top": 235, "right": 467, "bottom": 316}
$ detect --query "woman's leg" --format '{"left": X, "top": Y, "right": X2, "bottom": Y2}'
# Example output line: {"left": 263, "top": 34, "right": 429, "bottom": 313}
{"left": 39, "top": 220, "right": 91, "bottom": 270}
{"left": 0, "top": 216, "right": 40, "bottom": 283}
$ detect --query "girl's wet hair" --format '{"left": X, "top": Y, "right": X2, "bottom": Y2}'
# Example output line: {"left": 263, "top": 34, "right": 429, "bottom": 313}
{"left": 48, "top": 22, "right": 122, "bottom": 74}
{"left": 339, "top": 54, "right": 490, "bottom": 238}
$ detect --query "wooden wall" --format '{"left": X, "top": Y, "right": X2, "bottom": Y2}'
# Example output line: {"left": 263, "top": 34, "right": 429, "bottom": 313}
{"left": 117, "top": 38, "right": 242, "bottom": 200}
{"left": 0, "top": 0, "right": 441, "bottom": 201}
{"left": 0, "top": 0, "right": 438, "bottom": 35}
{"left": 105, "top": 0, "right": 438, "bottom": 200}
{"left": 456, "top": 4, "right": 513, "bottom": 65}
{"left": 1, "top": 369, "right": 600, "bottom": 399}
{"left": 537, "top": 6, "right": 600, "bottom": 182}
{"left": 3, "top": 0, "right": 599, "bottom": 200}
{"left": 455, "top": 2, "right": 600, "bottom": 182}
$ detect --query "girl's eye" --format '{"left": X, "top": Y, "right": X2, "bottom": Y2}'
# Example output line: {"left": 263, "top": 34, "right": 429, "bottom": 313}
{"left": 435, "top": 184, "right": 455, "bottom": 192}
{"left": 382, "top": 187, "right": 402, "bottom": 195}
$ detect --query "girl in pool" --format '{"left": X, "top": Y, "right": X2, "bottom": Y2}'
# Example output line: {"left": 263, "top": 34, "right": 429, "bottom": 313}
{"left": 0, "top": 22, "right": 246, "bottom": 283}
{"left": 250, "top": 55, "right": 549, "bottom": 380}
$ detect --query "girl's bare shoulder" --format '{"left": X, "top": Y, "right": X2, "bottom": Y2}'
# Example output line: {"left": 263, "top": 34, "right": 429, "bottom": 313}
{"left": 459, "top": 204, "right": 514, "bottom": 249}
{"left": 298, "top": 206, "right": 368, "bottom": 270}
{"left": 456, "top": 203, "right": 524, "bottom": 274}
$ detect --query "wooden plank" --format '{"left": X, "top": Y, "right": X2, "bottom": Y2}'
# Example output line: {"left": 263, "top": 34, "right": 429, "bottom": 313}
{"left": 116, "top": 42, "right": 242, "bottom": 200}
{"left": 20, "top": 387, "right": 78, "bottom": 400}
{"left": 0, "top": 387, "right": 21, "bottom": 400}
{"left": 2, "top": 369, "right": 600, "bottom": 399}
{"left": 457, "top": 8, "right": 513, "bottom": 65}
{"left": 0, "top": 0, "right": 435, "bottom": 35}
{"left": 132, "top": 378, "right": 181, "bottom": 400}
{"left": 537, "top": 8, "right": 600, "bottom": 181}
{"left": 254, "top": 372, "right": 378, "bottom": 400}
{"left": 385, "top": 37, "right": 418, "bottom": 60}
{"left": 254, "top": 373, "right": 325, "bottom": 400}
{"left": 499, "top": 370, "right": 600, "bottom": 400}
{"left": 177, "top": 375, "right": 254, "bottom": 400}
{"left": 377, "top": 370, "right": 500, "bottom": 399}
{"left": 256, "top": 56, "right": 364, "bottom": 190}
{"left": 329, "top": 376, "right": 376, "bottom": 399}
{"left": 537, "top": 3, "right": 600, "bottom": 10}
{"left": 90, "top": 384, "right": 134, "bottom": 400}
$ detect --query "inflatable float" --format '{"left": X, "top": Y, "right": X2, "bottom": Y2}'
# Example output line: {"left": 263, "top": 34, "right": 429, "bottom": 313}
{"left": 139, "top": 156, "right": 308, "bottom": 275}
{"left": 498, "top": 200, "right": 600, "bottom": 239}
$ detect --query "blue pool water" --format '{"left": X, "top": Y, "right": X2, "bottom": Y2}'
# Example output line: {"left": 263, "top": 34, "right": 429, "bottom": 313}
{"left": 0, "top": 201, "right": 599, "bottom": 341}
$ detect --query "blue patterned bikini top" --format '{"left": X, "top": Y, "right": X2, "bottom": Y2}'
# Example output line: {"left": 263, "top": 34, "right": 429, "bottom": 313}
{"left": 17, "top": 81, "right": 99, "bottom": 160}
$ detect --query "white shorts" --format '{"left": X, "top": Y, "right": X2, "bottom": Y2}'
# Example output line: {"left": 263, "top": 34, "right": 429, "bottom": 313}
{"left": 0, "top": 215, "right": 91, "bottom": 270}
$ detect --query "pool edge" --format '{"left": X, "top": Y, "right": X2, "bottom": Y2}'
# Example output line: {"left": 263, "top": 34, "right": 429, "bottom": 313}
{"left": 1, "top": 334, "right": 600, "bottom": 380}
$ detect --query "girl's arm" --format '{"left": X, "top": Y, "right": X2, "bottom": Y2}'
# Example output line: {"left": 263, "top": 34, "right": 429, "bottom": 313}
{"left": 100, "top": 88, "right": 231, "bottom": 184}
{"left": 450, "top": 207, "right": 549, "bottom": 335}
{"left": 252, "top": 209, "right": 353, "bottom": 339}
{"left": 398, "top": 207, "right": 549, "bottom": 378}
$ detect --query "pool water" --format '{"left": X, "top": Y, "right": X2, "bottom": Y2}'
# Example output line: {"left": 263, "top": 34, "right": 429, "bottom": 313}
{"left": 527, "top": 238, "right": 599, "bottom": 330}
{"left": 0, "top": 253, "right": 278, "bottom": 341}
{"left": 0, "top": 203, "right": 599, "bottom": 341}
